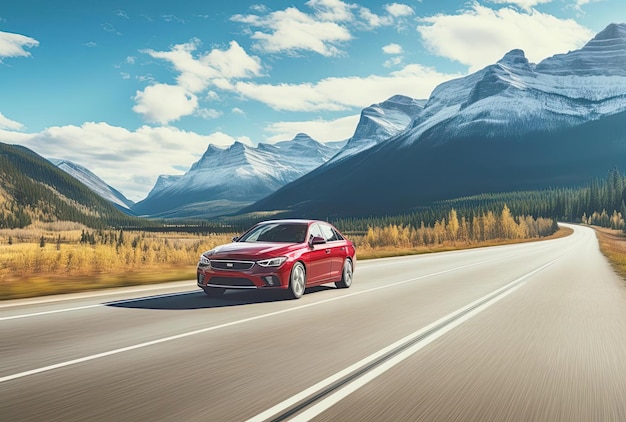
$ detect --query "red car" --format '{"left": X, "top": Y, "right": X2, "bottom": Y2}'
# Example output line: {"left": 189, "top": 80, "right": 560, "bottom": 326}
{"left": 197, "top": 219, "right": 356, "bottom": 299}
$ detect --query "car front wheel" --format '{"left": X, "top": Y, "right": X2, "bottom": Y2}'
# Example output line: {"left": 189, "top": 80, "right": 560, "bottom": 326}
{"left": 287, "top": 262, "right": 306, "bottom": 299}
{"left": 335, "top": 258, "right": 353, "bottom": 289}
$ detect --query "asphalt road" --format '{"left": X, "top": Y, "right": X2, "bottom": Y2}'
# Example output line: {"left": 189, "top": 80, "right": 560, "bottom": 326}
{"left": 2, "top": 224, "right": 626, "bottom": 421}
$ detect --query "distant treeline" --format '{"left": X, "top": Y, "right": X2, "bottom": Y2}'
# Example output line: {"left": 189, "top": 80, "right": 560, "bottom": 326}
{"left": 333, "top": 168, "right": 626, "bottom": 233}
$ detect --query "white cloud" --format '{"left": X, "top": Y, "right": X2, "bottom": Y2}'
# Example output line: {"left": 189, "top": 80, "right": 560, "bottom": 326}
{"left": 383, "top": 43, "right": 403, "bottom": 54}
{"left": 264, "top": 114, "right": 360, "bottom": 143}
{"left": 0, "top": 123, "right": 251, "bottom": 201}
{"left": 232, "top": 64, "right": 460, "bottom": 112}
{"left": 0, "top": 31, "right": 39, "bottom": 59}
{"left": 232, "top": 6, "right": 352, "bottom": 57}
{"left": 307, "top": 0, "right": 356, "bottom": 22}
{"left": 417, "top": 3, "right": 594, "bottom": 71}
{"left": 384, "top": 56, "right": 404, "bottom": 68}
{"left": 358, "top": 8, "right": 393, "bottom": 27}
{"left": 0, "top": 112, "right": 24, "bottom": 130}
{"left": 195, "top": 108, "right": 222, "bottom": 119}
{"left": 134, "top": 40, "right": 262, "bottom": 124}
{"left": 232, "top": 107, "right": 246, "bottom": 115}
{"left": 133, "top": 84, "right": 198, "bottom": 124}
{"left": 488, "top": 0, "right": 553, "bottom": 10}
{"left": 385, "top": 3, "right": 415, "bottom": 17}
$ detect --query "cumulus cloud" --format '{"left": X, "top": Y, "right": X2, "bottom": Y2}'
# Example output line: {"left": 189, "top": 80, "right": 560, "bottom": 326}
{"left": 383, "top": 43, "right": 403, "bottom": 54}
{"left": 0, "top": 31, "right": 39, "bottom": 59}
{"left": 232, "top": 1, "right": 414, "bottom": 56}
{"left": 417, "top": 3, "right": 594, "bottom": 71}
{"left": 134, "top": 40, "right": 262, "bottom": 124}
{"left": 385, "top": 3, "right": 415, "bottom": 17}
{"left": 133, "top": 84, "right": 198, "bottom": 124}
{"left": 0, "top": 112, "right": 24, "bottom": 130}
{"left": 0, "top": 123, "right": 251, "bottom": 201}
{"left": 232, "top": 64, "right": 460, "bottom": 112}
{"left": 488, "top": 0, "right": 553, "bottom": 10}
{"left": 232, "top": 6, "right": 352, "bottom": 57}
{"left": 264, "top": 114, "right": 360, "bottom": 143}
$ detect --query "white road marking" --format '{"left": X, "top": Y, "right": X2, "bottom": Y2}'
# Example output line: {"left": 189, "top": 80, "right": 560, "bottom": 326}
{"left": 248, "top": 257, "right": 562, "bottom": 422}
{"left": 0, "top": 291, "right": 199, "bottom": 321}
{"left": 0, "top": 256, "right": 509, "bottom": 383}
{"left": 0, "top": 280, "right": 196, "bottom": 309}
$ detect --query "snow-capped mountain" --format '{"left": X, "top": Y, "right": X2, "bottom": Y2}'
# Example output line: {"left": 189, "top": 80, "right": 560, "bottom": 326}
{"left": 50, "top": 159, "right": 135, "bottom": 210}
{"left": 246, "top": 23, "right": 626, "bottom": 217}
{"left": 132, "top": 133, "right": 345, "bottom": 217}
{"left": 328, "top": 95, "right": 425, "bottom": 163}
{"left": 401, "top": 23, "right": 626, "bottom": 147}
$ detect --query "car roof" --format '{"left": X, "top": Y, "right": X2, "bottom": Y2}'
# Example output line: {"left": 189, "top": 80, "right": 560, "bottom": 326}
{"left": 257, "top": 219, "right": 327, "bottom": 225}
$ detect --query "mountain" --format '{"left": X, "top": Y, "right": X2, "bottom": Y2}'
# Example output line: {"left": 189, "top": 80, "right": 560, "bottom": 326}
{"left": 328, "top": 95, "right": 425, "bottom": 163}
{"left": 245, "top": 23, "right": 626, "bottom": 218}
{"left": 132, "top": 133, "right": 345, "bottom": 218}
{"left": 0, "top": 142, "right": 146, "bottom": 229}
{"left": 50, "top": 159, "right": 135, "bottom": 211}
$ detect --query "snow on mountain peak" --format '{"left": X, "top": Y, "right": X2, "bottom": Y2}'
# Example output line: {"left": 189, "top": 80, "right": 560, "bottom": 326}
{"left": 497, "top": 49, "right": 531, "bottom": 69}
{"left": 50, "top": 158, "right": 134, "bottom": 209}
{"left": 135, "top": 132, "right": 345, "bottom": 215}
{"left": 536, "top": 23, "right": 626, "bottom": 76}
{"left": 592, "top": 23, "right": 626, "bottom": 42}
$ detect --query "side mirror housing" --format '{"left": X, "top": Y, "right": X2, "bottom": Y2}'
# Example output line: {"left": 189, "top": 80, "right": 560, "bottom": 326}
{"left": 309, "top": 236, "right": 326, "bottom": 247}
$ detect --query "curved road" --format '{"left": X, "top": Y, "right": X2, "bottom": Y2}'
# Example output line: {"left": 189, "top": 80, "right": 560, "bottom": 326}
{"left": 2, "top": 224, "right": 626, "bottom": 421}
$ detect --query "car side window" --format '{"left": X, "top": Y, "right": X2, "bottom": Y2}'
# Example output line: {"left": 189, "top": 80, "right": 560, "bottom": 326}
{"left": 320, "top": 224, "right": 339, "bottom": 242}
{"left": 332, "top": 228, "right": 344, "bottom": 240}
{"left": 309, "top": 223, "right": 323, "bottom": 240}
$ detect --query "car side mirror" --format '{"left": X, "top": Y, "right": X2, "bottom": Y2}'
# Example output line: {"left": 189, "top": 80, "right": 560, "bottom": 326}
{"left": 309, "top": 236, "right": 326, "bottom": 247}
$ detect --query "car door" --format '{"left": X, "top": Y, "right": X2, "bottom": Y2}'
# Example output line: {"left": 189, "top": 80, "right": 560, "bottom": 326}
{"left": 319, "top": 223, "right": 346, "bottom": 281}
{"left": 305, "top": 223, "right": 332, "bottom": 285}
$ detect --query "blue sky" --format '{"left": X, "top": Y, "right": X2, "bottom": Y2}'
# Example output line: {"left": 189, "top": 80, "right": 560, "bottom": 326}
{"left": 0, "top": 0, "right": 623, "bottom": 201}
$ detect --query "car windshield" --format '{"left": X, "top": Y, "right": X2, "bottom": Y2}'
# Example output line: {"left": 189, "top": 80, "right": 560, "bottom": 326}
{"left": 238, "top": 223, "right": 308, "bottom": 243}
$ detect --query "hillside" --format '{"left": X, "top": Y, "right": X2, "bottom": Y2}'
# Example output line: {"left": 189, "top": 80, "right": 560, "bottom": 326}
{"left": 0, "top": 142, "right": 148, "bottom": 229}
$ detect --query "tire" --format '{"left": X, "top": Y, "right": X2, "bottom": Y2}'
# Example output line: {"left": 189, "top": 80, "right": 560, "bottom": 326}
{"left": 203, "top": 287, "right": 226, "bottom": 297}
{"left": 335, "top": 258, "right": 353, "bottom": 289}
{"left": 287, "top": 262, "right": 306, "bottom": 299}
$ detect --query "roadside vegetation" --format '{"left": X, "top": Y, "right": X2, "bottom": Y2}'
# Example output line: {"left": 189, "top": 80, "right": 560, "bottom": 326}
{"left": 593, "top": 227, "right": 626, "bottom": 284}
{"left": 0, "top": 222, "right": 233, "bottom": 299}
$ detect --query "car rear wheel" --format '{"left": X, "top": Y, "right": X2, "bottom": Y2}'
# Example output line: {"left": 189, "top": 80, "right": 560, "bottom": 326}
{"left": 203, "top": 287, "right": 226, "bottom": 297}
{"left": 287, "top": 262, "right": 306, "bottom": 299}
{"left": 335, "top": 258, "right": 353, "bottom": 289}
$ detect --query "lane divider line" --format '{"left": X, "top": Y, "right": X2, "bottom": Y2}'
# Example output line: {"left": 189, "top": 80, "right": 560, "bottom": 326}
{"left": 0, "top": 280, "right": 196, "bottom": 309}
{"left": 0, "top": 291, "right": 200, "bottom": 321}
{"left": 248, "top": 257, "right": 563, "bottom": 422}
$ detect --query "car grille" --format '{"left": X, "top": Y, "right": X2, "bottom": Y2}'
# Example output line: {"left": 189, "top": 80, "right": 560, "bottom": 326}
{"left": 208, "top": 277, "right": 255, "bottom": 287}
{"left": 209, "top": 260, "right": 255, "bottom": 271}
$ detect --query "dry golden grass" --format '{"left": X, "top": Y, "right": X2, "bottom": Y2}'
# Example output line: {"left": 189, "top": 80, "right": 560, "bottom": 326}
{"left": 355, "top": 226, "right": 573, "bottom": 260}
{"left": 0, "top": 228, "right": 234, "bottom": 300}
{"left": 593, "top": 226, "right": 626, "bottom": 284}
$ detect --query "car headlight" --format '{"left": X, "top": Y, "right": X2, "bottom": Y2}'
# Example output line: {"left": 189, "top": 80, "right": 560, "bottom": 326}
{"left": 256, "top": 257, "right": 287, "bottom": 267}
{"left": 198, "top": 254, "right": 211, "bottom": 266}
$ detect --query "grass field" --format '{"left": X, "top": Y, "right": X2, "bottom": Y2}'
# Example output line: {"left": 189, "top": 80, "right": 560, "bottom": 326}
{"left": 594, "top": 226, "right": 626, "bottom": 284}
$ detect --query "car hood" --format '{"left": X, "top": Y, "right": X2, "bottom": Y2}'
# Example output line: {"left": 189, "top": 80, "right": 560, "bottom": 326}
{"left": 205, "top": 242, "right": 302, "bottom": 260}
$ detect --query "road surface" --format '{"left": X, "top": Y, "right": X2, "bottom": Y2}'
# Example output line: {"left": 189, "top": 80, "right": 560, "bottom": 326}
{"left": 2, "top": 224, "right": 626, "bottom": 421}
